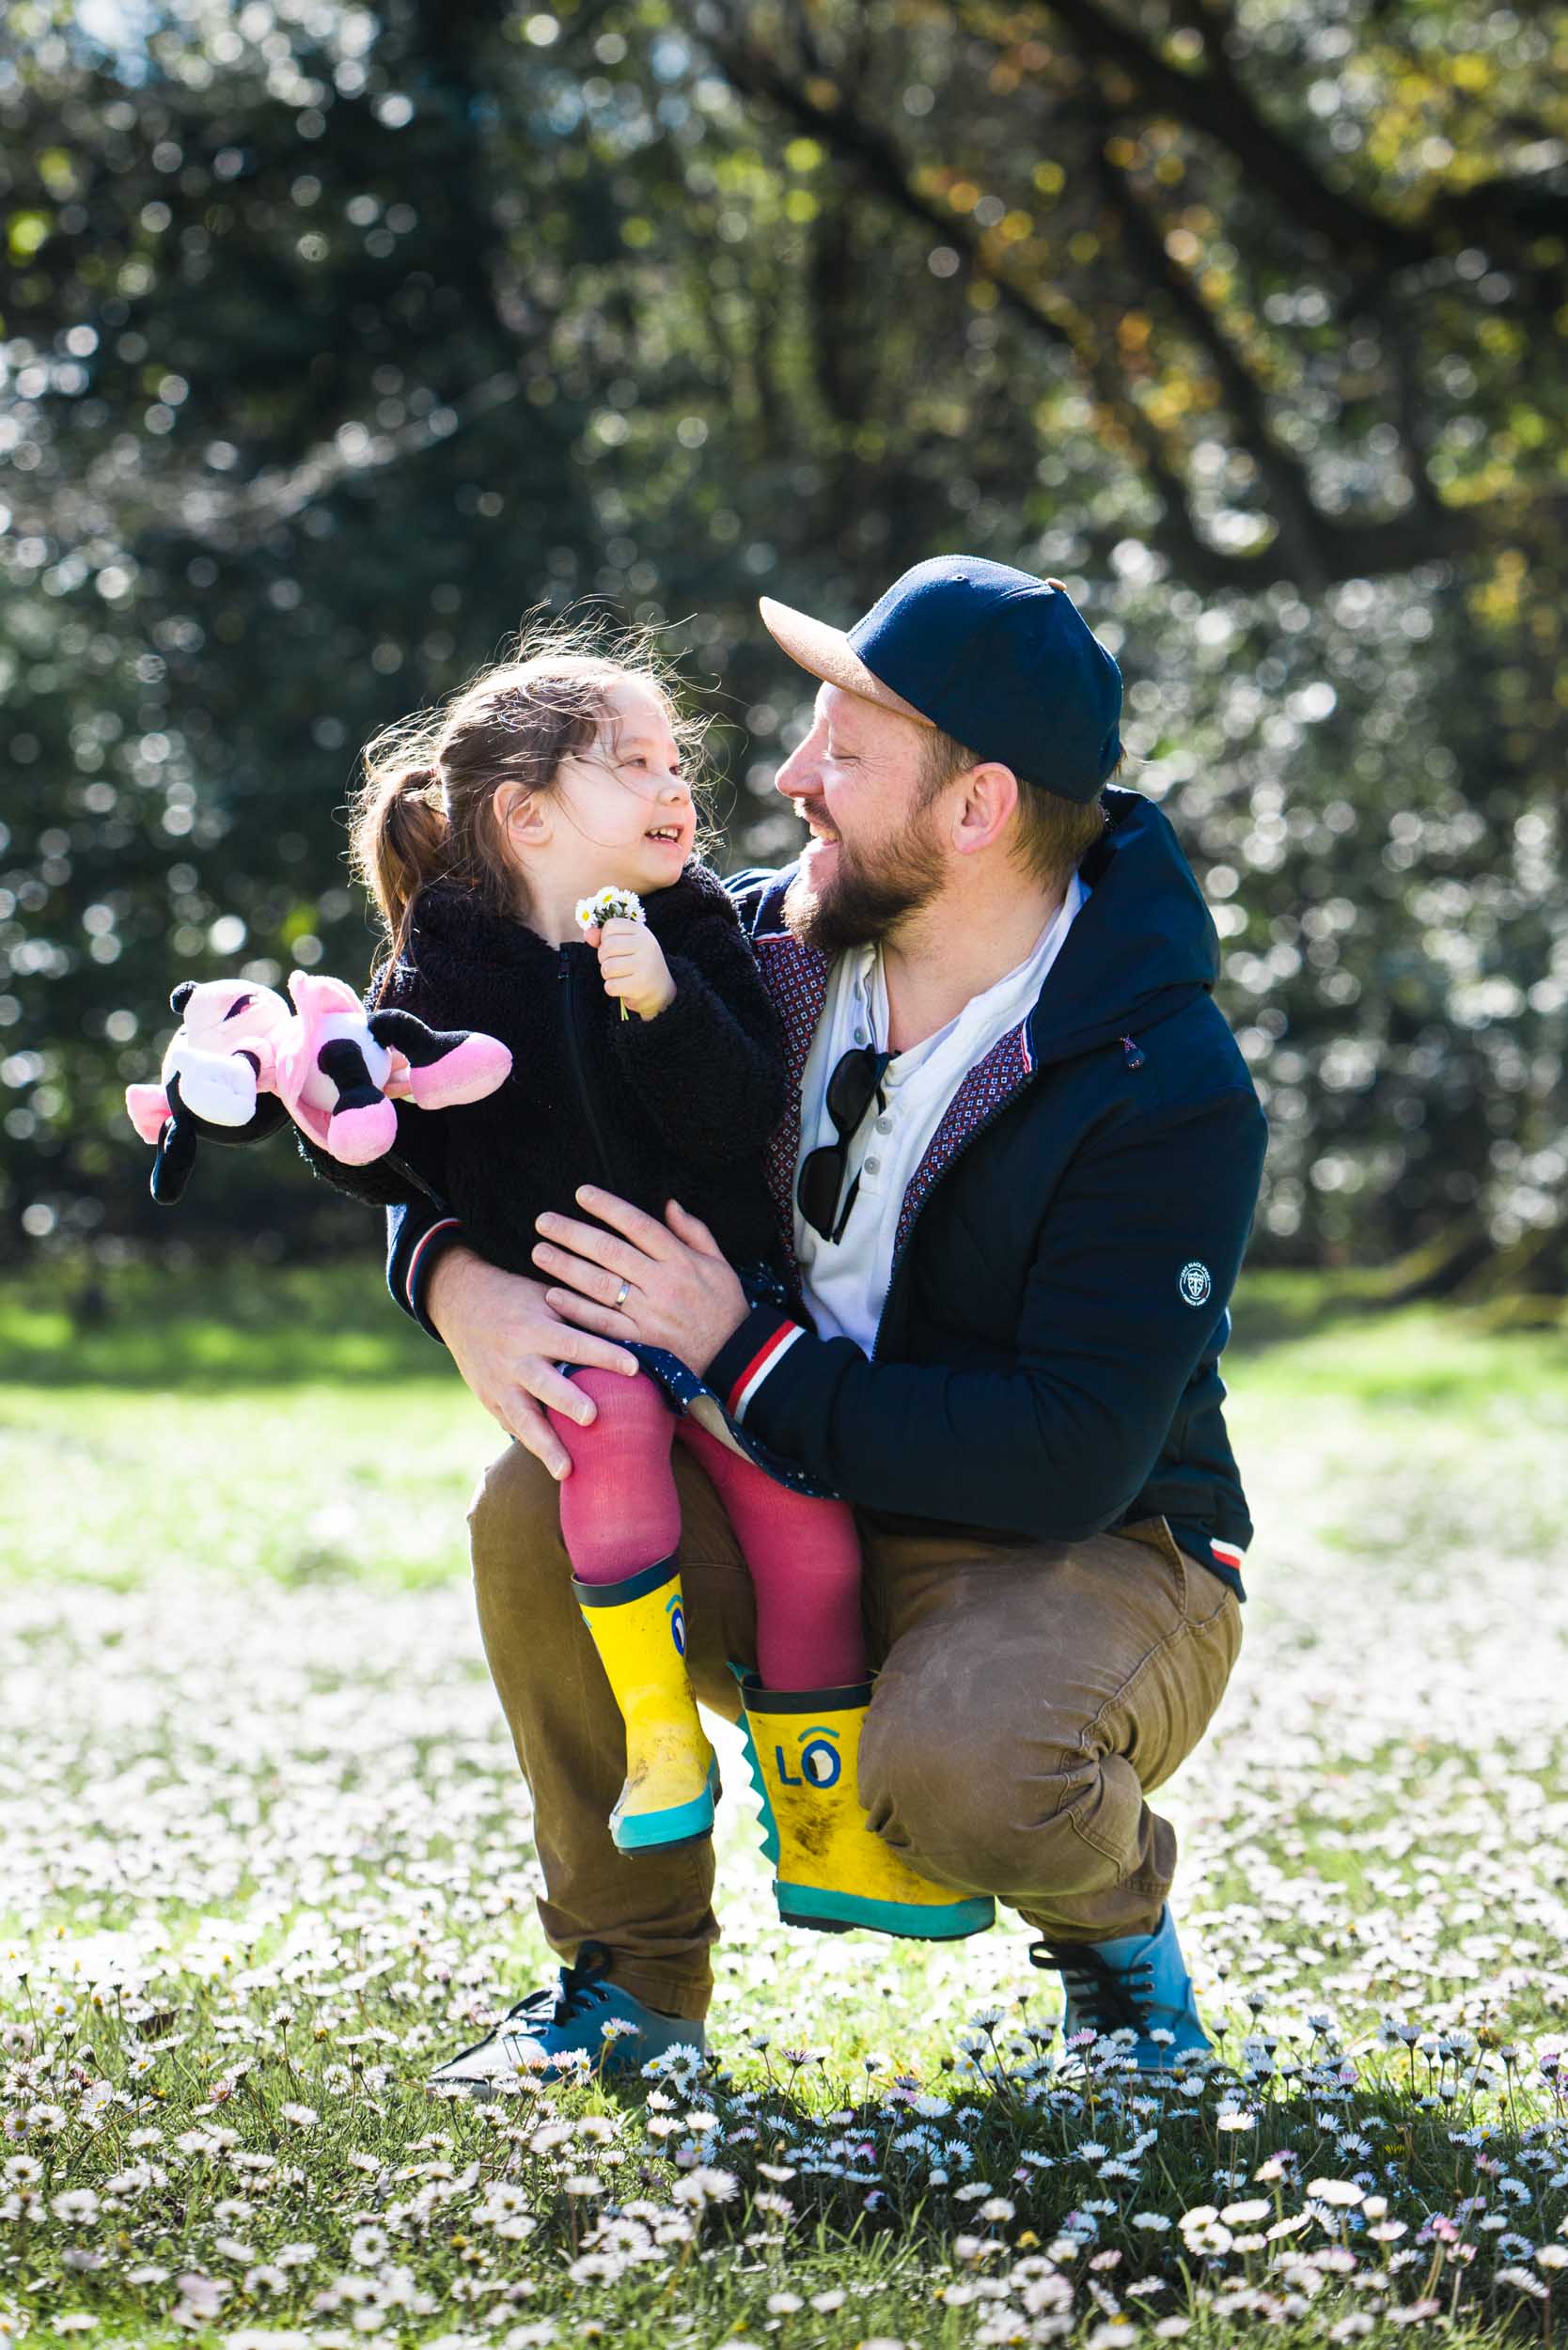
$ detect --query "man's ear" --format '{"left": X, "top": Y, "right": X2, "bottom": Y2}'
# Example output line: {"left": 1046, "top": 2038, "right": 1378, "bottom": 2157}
{"left": 494, "top": 780, "right": 549, "bottom": 847}
{"left": 949, "top": 761, "right": 1020, "bottom": 858}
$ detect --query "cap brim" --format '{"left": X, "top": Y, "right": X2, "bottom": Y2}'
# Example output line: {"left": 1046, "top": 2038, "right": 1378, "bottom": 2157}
{"left": 759, "top": 597, "right": 933, "bottom": 728}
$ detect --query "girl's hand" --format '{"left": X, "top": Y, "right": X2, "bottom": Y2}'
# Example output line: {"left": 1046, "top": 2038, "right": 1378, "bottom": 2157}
{"left": 588, "top": 917, "right": 675, "bottom": 1021}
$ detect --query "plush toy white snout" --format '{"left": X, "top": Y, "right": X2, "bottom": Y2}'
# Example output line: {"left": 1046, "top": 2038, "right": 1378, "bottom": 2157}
{"left": 125, "top": 979, "right": 293, "bottom": 1145}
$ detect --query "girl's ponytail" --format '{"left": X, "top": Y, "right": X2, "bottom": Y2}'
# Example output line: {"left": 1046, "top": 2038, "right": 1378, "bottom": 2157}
{"left": 349, "top": 752, "right": 450, "bottom": 981}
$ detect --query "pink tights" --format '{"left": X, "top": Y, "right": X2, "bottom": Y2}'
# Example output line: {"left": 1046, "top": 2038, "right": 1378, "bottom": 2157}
{"left": 547, "top": 1370, "right": 865, "bottom": 1691}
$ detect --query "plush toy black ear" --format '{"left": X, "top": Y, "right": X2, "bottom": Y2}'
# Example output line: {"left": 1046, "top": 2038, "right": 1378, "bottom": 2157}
{"left": 170, "top": 980, "right": 196, "bottom": 1014}
{"left": 150, "top": 1076, "right": 199, "bottom": 1204}
{"left": 149, "top": 1072, "right": 290, "bottom": 1204}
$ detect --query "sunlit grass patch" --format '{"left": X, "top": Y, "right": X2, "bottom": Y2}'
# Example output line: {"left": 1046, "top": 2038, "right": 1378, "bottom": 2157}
{"left": 0, "top": 1260, "right": 434, "bottom": 1391}
{"left": 2, "top": 1290, "right": 1565, "bottom": 2342}
{"left": 0, "top": 1380, "right": 493, "bottom": 1592}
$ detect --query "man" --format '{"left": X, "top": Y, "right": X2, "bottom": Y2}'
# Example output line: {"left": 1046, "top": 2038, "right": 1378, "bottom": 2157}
{"left": 391, "top": 556, "right": 1267, "bottom": 2090}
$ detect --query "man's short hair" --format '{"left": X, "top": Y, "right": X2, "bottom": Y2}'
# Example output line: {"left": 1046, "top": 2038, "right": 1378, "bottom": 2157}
{"left": 918, "top": 728, "right": 1108, "bottom": 888}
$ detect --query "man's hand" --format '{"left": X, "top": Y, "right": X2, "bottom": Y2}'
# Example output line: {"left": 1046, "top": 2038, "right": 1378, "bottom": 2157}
{"left": 585, "top": 916, "right": 675, "bottom": 1022}
{"left": 533, "top": 1186, "right": 750, "bottom": 1371}
{"left": 424, "top": 1246, "right": 640, "bottom": 1480}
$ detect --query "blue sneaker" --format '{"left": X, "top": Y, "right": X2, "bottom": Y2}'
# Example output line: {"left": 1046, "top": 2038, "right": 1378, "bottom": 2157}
{"left": 426, "top": 1944, "right": 705, "bottom": 2096}
{"left": 1032, "top": 1905, "right": 1214, "bottom": 2072}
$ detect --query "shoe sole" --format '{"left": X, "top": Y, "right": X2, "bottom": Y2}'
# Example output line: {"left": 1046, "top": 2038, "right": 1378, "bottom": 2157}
{"left": 611, "top": 1760, "right": 720, "bottom": 1853}
{"left": 428, "top": 2065, "right": 628, "bottom": 2101}
{"left": 428, "top": 2046, "right": 703, "bottom": 2100}
{"left": 776, "top": 1885, "right": 996, "bottom": 1939}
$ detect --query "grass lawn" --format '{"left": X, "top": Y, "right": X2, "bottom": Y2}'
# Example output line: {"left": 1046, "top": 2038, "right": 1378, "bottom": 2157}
{"left": 2, "top": 1266, "right": 1565, "bottom": 2347}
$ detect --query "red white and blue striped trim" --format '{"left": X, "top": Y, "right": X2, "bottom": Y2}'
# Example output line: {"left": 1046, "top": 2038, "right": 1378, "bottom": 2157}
{"left": 405, "top": 1215, "right": 462, "bottom": 1317}
{"left": 723, "top": 1315, "right": 806, "bottom": 1420}
{"left": 1208, "top": 1537, "right": 1246, "bottom": 1574}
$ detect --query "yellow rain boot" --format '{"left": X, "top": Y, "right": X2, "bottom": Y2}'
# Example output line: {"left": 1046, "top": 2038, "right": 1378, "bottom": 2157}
{"left": 733, "top": 1671, "right": 995, "bottom": 1940}
{"left": 575, "top": 1557, "right": 718, "bottom": 1853}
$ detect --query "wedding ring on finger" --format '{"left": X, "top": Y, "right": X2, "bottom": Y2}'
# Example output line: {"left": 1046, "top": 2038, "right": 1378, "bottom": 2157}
{"left": 614, "top": 1277, "right": 632, "bottom": 1310}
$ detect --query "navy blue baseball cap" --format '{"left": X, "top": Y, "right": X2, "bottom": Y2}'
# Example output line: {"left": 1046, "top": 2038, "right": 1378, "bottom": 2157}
{"left": 760, "top": 555, "right": 1122, "bottom": 805}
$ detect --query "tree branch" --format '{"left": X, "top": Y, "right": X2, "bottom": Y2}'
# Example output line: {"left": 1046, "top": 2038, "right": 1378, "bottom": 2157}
{"left": 1091, "top": 135, "right": 1337, "bottom": 589}
{"left": 705, "top": 15, "right": 1507, "bottom": 591}
{"left": 711, "top": 24, "right": 1076, "bottom": 355}
{"left": 973, "top": 0, "right": 1431, "bottom": 271}
{"left": 169, "top": 372, "right": 525, "bottom": 550}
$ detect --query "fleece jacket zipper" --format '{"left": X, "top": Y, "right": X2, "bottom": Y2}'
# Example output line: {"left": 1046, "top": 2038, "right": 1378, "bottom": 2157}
{"left": 559, "top": 951, "right": 618, "bottom": 1192}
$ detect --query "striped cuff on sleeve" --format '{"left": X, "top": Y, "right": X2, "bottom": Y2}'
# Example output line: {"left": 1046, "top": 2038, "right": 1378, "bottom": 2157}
{"left": 704, "top": 1305, "right": 806, "bottom": 1423}
{"left": 403, "top": 1215, "right": 463, "bottom": 1340}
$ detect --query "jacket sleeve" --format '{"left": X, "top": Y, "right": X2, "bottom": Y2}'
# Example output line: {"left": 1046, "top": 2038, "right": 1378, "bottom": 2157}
{"left": 603, "top": 913, "right": 789, "bottom": 1164}
{"left": 703, "top": 1085, "right": 1267, "bottom": 1539}
{"left": 386, "top": 1196, "right": 466, "bottom": 1340}
{"left": 294, "top": 1089, "right": 451, "bottom": 1210}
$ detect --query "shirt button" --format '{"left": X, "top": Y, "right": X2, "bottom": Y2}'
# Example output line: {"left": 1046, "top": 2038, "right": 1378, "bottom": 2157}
{"left": 875, "top": 1115, "right": 892, "bottom": 1133}
{"left": 855, "top": 1027, "right": 868, "bottom": 1045}
{"left": 865, "top": 1155, "right": 880, "bottom": 1175}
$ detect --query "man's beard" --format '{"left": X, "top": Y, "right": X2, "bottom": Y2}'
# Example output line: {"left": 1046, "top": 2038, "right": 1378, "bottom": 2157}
{"left": 782, "top": 812, "right": 944, "bottom": 957}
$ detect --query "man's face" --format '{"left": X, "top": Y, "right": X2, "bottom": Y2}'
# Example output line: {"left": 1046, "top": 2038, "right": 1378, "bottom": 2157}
{"left": 775, "top": 683, "right": 945, "bottom": 954}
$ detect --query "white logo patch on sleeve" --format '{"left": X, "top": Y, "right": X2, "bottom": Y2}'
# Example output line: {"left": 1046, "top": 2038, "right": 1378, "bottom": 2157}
{"left": 1179, "top": 1261, "right": 1213, "bottom": 1307}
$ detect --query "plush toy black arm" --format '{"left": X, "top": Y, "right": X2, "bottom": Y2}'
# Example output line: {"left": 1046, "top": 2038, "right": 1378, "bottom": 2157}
{"left": 604, "top": 914, "right": 788, "bottom": 1163}
{"left": 367, "top": 1006, "right": 479, "bottom": 1066}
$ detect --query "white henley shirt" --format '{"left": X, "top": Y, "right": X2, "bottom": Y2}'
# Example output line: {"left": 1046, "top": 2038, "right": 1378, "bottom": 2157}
{"left": 792, "top": 873, "right": 1086, "bottom": 1355}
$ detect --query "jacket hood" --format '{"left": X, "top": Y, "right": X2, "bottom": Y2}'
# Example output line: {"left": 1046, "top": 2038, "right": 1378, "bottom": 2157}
{"left": 739, "top": 792, "right": 1216, "bottom": 1069}
{"left": 1027, "top": 789, "right": 1217, "bottom": 1066}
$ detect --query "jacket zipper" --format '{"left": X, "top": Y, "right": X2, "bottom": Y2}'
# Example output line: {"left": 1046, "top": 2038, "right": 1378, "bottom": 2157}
{"left": 559, "top": 952, "right": 617, "bottom": 1191}
{"left": 868, "top": 1026, "right": 1149, "bottom": 1362}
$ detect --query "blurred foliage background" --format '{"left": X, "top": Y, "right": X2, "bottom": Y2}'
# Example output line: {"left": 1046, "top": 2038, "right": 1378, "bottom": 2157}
{"left": 1, "top": 0, "right": 1564, "bottom": 1303}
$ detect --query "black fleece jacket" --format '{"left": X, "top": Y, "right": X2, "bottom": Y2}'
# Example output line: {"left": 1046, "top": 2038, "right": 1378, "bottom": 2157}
{"left": 301, "top": 863, "right": 791, "bottom": 1281}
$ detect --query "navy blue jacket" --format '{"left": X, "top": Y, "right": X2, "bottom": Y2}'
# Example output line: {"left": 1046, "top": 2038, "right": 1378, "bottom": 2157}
{"left": 387, "top": 790, "right": 1267, "bottom": 1591}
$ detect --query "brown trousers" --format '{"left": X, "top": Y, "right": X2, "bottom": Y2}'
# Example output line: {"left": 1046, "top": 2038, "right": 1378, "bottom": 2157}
{"left": 469, "top": 1436, "right": 1243, "bottom": 2022}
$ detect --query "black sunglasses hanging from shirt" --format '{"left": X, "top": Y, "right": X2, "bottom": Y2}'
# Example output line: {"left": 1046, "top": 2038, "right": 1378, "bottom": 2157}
{"left": 797, "top": 1044, "right": 894, "bottom": 1246}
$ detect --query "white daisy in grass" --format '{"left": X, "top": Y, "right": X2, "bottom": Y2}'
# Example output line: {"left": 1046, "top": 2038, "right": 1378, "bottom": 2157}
{"left": 6, "top": 1358, "right": 1568, "bottom": 2343}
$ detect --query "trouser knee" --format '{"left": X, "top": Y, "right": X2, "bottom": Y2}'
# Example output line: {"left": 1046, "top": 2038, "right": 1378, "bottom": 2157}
{"left": 467, "top": 1436, "right": 568, "bottom": 1606}
{"left": 859, "top": 1698, "right": 1143, "bottom": 1905}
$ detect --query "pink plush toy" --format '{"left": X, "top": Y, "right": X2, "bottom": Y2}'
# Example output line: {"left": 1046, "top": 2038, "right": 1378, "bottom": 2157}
{"left": 126, "top": 969, "right": 511, "bottom": 1204}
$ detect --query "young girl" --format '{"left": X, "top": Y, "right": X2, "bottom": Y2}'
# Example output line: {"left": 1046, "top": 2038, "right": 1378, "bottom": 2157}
{"left": 316, "top": 627, "right": 870, "bottom": 1860}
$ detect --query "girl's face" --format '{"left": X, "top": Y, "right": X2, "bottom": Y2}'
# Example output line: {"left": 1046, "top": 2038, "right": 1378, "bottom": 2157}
{"left": 510, "top": 676, "right": 696, "bottom": 900}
